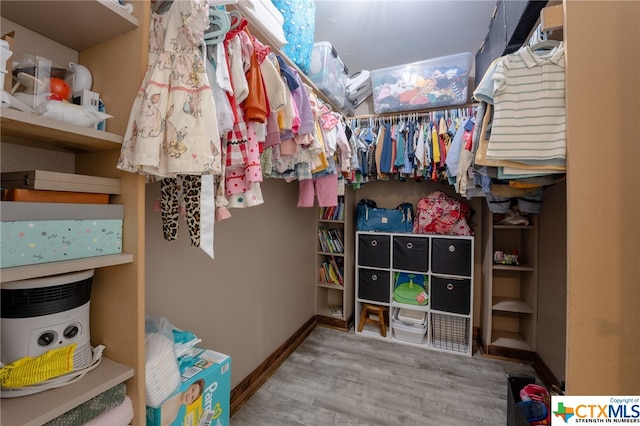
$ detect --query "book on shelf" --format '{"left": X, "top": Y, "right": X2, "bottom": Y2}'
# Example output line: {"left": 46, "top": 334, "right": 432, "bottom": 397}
{"left": 335, "top": 197, "right": 344, "bottom": 221}
{"left": 320, "top": 258, "right": 343, "bottom": 286}
{"left": 317, "top": 228, "right": 330, "bottom": 252}
{"left": 318, "top": 226, "right": 342, "bottom": 253}
{"left": 319, "top": 196, "right": 345, "bottom": 221}
{"left": 329, "top": 228, "right": 344, "bottom": 253}
{"left": 329, "top": 256, "right": 344, "bottom": 285}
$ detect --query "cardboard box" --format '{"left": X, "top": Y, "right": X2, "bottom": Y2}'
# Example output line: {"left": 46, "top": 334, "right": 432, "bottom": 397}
{"left": 1, "top": 170, "right": 122, "bottom": 195}
{"left": 0, "top": 202, "right": 123, "bottom": 268}
{"left": 147, "top": 348, "right": 231, "bottom": 426}
{"left": 1, "top": 188, "right": 109, "bottom": 204}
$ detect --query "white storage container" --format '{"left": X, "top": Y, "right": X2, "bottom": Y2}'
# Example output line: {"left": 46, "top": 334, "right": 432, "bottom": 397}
{"left": 346, "top": 70, "right": 372, "bottom": 106}
{"left": 370, "top": 52, "right": 472, "bottom": 114}
{"left": 391, "top": 310, "right": 427, "bottom": 344}
{"left": 309, "top": 41, "right": 348, "bottom": 108}
{"left": 397, "top": 308, "right": 427, "bottom": 326}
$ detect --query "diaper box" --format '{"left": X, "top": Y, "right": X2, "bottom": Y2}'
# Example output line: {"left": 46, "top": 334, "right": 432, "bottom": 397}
{"left": 0, "top": 202, "right": 123, "bottom": 268}
{"left": 147, "top": 348, "right": 231, "bottom": 426}
{"left": 370, "top": 52, "right": 472, "bottom": 114}
{"left": 308, "top": 41, "right": 348, "bottom": 108}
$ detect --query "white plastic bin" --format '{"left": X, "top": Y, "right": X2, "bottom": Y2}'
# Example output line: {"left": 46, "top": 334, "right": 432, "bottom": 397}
{"left": 0, "top": 39, "right": 12, "bottom": 90}
{"left": 308, "top": 41, "right": 348, "bottom": 108}
{"left": 370, "top": 52, "right": 472, "bottom": 114}
{"left": 391, "top": 309, "right": 427, "bottom": 344}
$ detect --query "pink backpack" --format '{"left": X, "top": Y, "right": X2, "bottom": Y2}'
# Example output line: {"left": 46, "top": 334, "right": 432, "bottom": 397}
{"left": 413, "top": 191, "right": 473, "bottom": 236}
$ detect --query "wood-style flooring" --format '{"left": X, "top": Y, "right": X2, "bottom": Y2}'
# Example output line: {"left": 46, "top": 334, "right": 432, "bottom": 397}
{"left": 230, "top": 326, "right": 539, "bottom": 426}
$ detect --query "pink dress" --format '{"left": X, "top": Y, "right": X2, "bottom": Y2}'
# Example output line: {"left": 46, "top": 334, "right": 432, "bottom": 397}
{"left": 118, "top": 0, "right": 221, "bottom": 179}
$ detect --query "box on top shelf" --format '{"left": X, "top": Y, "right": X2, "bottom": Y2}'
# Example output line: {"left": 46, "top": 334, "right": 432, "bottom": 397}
{"left": 0, "top": 202, "right": 123, "bottom": 268}
{"left": 308, "top": 41, "right": 348, "bottom": 108}
{"left": 370, "top": 52, "right": 472, "bottom": 114}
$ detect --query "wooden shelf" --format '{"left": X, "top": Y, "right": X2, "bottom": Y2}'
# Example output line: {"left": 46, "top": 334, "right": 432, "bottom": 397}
{"left": 0, "top": 108, "right": 124, "bottom": 153}
{"left": 0, "top": 357, "right": 133, "bottom": 426}
{"left": 0, "top": 0, "right": 139, "bottom": 51}
{"left": 492, "top": 297, "right": 533, "bottom": 314}
{"left": 493, "top": 224, "right": 536, "bottom": 230}
{"left": 493, "top": 264, "right": 535, "bottom": 272}
{"left": 490, "top": 330, "right": 532, "bottom": 351}
{"left": 390, "top": 302, "right": 429, "bottom": 312}
{"left": 317, "top": 282, "right": 344, "bottom": 290}
{"left": 1, "top": 253, "right": 134, "bottom": 283}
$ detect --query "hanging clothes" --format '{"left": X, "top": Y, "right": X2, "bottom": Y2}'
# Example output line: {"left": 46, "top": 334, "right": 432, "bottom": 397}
{"left": 118, "top": 0, "right": 221, "bottom": 179}
{"left": 487, "top": 43, "right": 566, "bottom": 164}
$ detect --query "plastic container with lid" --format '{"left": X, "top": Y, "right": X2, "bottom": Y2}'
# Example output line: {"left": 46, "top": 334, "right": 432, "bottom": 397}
{"left": 370, "top": 52, "right": 472, "bottom": 114}
{"left": 0, "top": 39, "right": 12, "bottom": 90}
{"left": 308, "top": 41, "right": 348, "bottom": 108}
{"left": 397, "top": 308, "right": 427, "bottom": 326}
{"left": 391, "top": 311, "right": 428, "bottom": 344}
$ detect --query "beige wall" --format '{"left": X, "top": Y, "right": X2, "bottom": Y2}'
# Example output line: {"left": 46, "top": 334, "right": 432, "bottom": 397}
{"left": 144, "top": 178, "right": 317, "bottom": 387}
{"left": 565, "top": 0, "right": 640, "bottom": 394}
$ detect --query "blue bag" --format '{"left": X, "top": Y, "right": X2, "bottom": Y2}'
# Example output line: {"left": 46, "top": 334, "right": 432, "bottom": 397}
{"left": 356, "top": 199, "right": 414, "bottom": 233}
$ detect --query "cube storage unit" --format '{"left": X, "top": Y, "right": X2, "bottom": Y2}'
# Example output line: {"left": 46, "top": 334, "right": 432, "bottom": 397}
{"left": 308, "top": 41, "right": 348, "bottom": 108}
{"left": 355, "top": 231, "right": 474, "bottom": 356}
{"left": 370, "top": 52, "right": 472, "bottom": 114}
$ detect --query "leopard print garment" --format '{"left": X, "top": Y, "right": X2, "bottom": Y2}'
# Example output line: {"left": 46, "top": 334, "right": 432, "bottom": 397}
{"left": 160, "top": 175, "right": 201, "bottom": 246}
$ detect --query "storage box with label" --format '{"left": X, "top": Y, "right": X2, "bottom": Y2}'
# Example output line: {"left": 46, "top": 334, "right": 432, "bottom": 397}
{"left": 0, "top": 202, "right": 123, "bottom": 268}
{"left": 147, "top": 348, "right": 231, "bottom": 426}
{"left": 370, "top": 52, "right": 472, "bottom": 114}
{"left": 308, "top": 41, "right": 348, "bottom": 108}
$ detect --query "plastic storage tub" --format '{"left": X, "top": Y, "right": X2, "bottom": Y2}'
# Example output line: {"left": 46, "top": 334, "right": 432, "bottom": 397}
{"left": 397, "top": 308, "right": 427, "bottom": 325}
{"left": 391, "top": 309, "right": 427, "bottom": 344}
{"left": 370, "top": 52, "right": 472, "bottom": 114}
{"left": 308, "top": 41, "right": 348, "bottom": 108}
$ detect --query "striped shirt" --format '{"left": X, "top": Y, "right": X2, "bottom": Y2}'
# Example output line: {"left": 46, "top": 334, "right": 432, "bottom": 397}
{"left": 487, "top": 43, "right": 566, "bottom": 162}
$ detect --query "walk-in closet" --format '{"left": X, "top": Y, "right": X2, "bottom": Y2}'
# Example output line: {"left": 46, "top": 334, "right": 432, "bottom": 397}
{"left": 1, "top": 1, "right": 638, "bottom": 425}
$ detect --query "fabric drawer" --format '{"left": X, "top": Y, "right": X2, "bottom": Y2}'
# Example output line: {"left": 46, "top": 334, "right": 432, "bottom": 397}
{"left": 358, "top": 268, "right": 390, "bottom": 303}
{"left": 393, "top": 236, "right": 429, "bottom": 272}
{"left": 358, "top": 234, "right": 390, "bottom": 268}
{"left": 430, "top": 276, "right": 471, "bottom": 314}
{"left": 431, "top": 238, "right": 472, "bottom": 276}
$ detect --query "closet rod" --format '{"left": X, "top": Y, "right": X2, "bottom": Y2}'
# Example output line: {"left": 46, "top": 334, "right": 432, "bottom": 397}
{"left": 349, "top": 102, "right": 478, "bottom": 120}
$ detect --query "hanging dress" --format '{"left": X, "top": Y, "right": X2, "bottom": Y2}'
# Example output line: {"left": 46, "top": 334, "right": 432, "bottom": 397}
{"left": 118, "top": 0, "right": 221, "bottom": 179}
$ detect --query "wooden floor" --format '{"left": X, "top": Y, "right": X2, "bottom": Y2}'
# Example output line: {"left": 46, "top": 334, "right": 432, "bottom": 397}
{"left": 230, "top": 325, "right": 539, "bottom": 426}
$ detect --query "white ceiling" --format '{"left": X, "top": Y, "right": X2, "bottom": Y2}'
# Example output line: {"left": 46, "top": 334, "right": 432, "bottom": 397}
{"left": 313, "top": 0, "right": 498, "bottom": 76}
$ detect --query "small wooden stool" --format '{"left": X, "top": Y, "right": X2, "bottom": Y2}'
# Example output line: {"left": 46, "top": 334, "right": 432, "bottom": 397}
{"left": 357, "top": 304, "right": 389, "bottom": 337}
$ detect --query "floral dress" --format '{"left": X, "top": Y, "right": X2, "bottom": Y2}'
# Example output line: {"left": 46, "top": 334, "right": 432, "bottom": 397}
{"left": 118, "top": 0, "right": 221, "bottom": 179}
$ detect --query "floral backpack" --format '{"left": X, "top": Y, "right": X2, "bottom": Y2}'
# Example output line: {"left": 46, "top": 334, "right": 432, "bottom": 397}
{"left": 413, "top": 191, "right": 473, "bottom": 236}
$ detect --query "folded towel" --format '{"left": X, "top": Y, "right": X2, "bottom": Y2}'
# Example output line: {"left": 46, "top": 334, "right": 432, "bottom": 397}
{"left": 44, "top": 383, "right": 126, "bottom": 426}
{"left": 84, "top": 395, "right": 134, "bottom": 426}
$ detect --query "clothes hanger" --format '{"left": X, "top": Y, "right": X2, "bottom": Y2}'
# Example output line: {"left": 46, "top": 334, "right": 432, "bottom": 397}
{"left": 529, "top": 39, "right": 561, "bottom": 52}
{"left": 228, "top": 10, "right": 243, "bottom": 30}
{"left": 152, "top": 0, "right": 172, "bottom": 15}
{"left": 204, "top": 8, "right": 230, "bottom": 45}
